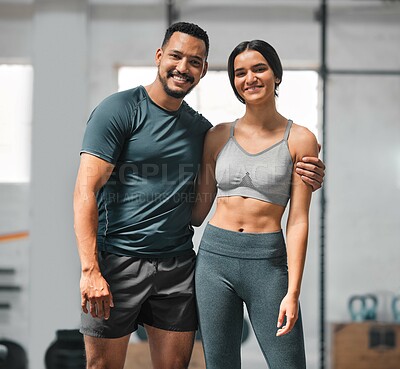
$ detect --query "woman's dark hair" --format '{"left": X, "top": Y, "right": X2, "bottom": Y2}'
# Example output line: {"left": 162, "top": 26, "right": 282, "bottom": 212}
{"left": 228, "top": 40, "right": 283, "bottom": 104}
{"left": 162, "top": 22, "right": 209, "bottom": 59}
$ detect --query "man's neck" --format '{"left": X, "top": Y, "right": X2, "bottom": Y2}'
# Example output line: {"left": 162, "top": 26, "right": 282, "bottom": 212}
{"left": 145, "top": 80, "right": 183, "bottom": 112}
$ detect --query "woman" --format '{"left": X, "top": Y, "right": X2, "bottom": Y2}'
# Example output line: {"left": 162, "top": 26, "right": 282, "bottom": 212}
{"left": 192, "top": 40, "right": 318, "bottom": 369}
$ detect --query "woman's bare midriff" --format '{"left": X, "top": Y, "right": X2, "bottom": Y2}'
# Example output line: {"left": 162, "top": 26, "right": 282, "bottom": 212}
{"left": 209, "top": 196, "right": 285, "bottom": 233}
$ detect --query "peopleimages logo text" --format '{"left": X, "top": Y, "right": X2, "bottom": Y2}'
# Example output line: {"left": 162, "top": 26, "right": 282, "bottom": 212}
{"left": 101, "top": 191, "right": 215, "bottom": 204}
{"left": 83, "top": 162, "right": 294, "bottom": 189}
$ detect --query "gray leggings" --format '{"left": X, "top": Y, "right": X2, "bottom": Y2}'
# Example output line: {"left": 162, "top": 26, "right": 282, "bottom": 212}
{"left": 195, "top": 223, "right": 306, "bottom": 369}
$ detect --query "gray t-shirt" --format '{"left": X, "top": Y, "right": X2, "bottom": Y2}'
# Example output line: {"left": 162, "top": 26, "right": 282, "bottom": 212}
{"left": 81, "top": 86, "right": 212, "bottom": 257}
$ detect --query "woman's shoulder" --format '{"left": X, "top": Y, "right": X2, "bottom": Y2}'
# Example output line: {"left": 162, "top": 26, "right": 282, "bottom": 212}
{"left": 290, "top": 122, "right": 317, "bottom": 145}
{"left": 205, "top": 121, "right": 233, "bottom": 141}
{"left": 208, "top": 121, "right": 232, "bottom": 134}
{"left": 288, "top": 122, "right": 319, "bottom": 157}
{"left": 204, "top": 121, "right": 234, "bottom": 157}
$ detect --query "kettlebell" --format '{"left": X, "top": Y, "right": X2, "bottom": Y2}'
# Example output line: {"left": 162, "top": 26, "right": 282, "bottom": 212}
{"left": 0, "top": 340, "right": 27, "bottom": 369}
{"left": 45, "top": 329, "right": 85, "bottom": 369}
{"left": 392, "top": 295, "right": 400, "bottom": 322}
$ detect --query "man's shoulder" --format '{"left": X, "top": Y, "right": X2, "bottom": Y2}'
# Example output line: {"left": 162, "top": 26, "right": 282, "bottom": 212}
{"left": 181, "top": 101, "right": 212, "bottom": 132}
{"left": 87, "top": 86, "right": 148, "bottom": 130}
{"left": 99, "top": 86, "right": 146, "bottom": 110}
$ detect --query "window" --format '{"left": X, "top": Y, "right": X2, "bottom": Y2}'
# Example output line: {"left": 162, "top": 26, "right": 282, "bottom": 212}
{"left": 118, "top": 66, "right": 318, "bottom": 136}
{"left": 0, "top": 65, "right": 33, "bottom": 182}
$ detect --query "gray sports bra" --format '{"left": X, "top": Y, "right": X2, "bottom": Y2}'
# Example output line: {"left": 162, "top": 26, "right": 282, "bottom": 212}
{"left": 215, "top": 119, "right": 293, "bottom": 207}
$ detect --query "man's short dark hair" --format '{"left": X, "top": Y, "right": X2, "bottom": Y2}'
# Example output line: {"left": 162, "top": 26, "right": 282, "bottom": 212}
{"left": 162, "top": 22, "right": 209, "bottom": 59}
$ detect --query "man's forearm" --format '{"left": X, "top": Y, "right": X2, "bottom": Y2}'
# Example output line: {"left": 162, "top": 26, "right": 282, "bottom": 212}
{"left": 74, "top": 189, "right": 100, "bottom": 273}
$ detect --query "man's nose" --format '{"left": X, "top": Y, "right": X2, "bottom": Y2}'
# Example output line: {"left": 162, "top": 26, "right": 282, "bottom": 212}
{"left": 176, "top": 59, "right": 189, "bottom": 74}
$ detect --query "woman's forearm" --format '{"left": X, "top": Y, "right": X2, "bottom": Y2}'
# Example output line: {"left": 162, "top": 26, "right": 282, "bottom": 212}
{"left": 285, "top": 220, "right": 309, "bottom": 298}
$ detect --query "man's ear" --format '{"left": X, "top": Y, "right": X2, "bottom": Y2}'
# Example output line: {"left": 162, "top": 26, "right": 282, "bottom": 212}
{"left": 201, "top": 61, "right": 209, "bottom": 79}
{"left": 155, "top": 48, "right": 163, "bottom": 66}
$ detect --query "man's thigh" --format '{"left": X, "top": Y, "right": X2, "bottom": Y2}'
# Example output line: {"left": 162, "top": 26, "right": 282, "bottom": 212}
{"left": 80, "top": 252, "right": 154, "bottom": 338}
{"left": 138, "top": 250, "right": 198, "bottom": 332}
{"left": 145, "top": 324, "right": 195, "bottom": 369}
{"left": 84, "top": 334, "right": 130, "bottom": 369}
{"left": 81, "top": 250, "right": 197, "bottom": 340}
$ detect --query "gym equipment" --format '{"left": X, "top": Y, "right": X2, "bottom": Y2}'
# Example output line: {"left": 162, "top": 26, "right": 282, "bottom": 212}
{"left": 0, "top": 345, "right": 8, "bottom": 362}
{"left": 0, "top": 340, "right": 27, "bottom": 369}
{"left": 392, "top": 295, "right": 400, "bottom": 322}
{"left": 348, "top": 294, "right": 378, "bottom": 321}
{"left": 45, "top": 329, "right": 85, "bottom": 369}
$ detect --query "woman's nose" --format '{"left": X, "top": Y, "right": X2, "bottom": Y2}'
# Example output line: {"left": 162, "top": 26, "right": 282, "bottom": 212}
{"left": 246, "top": 71, "right": 256, "bottom": 83}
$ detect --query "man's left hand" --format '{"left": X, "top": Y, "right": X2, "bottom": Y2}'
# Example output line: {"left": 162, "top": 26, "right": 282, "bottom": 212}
{"left": 296, "top": 157, "right": 325, "bottom": 192}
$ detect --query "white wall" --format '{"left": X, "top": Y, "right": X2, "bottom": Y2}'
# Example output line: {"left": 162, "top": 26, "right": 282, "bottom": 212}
{"left": 0, "top": 184, "right": 30, "bottom": 350}
{"left": 0, "top": 3, "right": 32, "bottom": 62}
{"left": 326, "top": 2, "right": 400, "bottom": 318}
{"left": 29, "top": 1, "right": 88, "bottom": 368}
{"left": 0, "top": 1, "right": 399, "bottom": 368}
{"left": 0, "top": 1, "right": 33, "bottom": 364}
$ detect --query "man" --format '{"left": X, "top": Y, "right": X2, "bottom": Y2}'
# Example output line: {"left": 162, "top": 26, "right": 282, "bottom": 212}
{"left": 74, "top": 22, "right": 325, "bottom": 369}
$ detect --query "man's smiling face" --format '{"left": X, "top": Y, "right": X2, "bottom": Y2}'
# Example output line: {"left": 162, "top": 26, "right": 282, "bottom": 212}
{"left": 156, "top": 31, "right": 208, "bottom": 99}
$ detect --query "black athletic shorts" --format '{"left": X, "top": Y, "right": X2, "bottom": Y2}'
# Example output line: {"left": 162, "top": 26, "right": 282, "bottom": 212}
{"left": 80, "top": 250, "right": 198, "bottom": 338}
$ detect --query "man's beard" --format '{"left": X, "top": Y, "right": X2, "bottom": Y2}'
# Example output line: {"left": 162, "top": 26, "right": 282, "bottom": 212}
{"left": 158, "top": 69, "right": 196, "bottom": 99}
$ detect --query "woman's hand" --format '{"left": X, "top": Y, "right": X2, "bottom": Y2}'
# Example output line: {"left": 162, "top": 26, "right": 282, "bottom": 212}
{"left": 276, "top": 293, "right": 299, "bottom": 337}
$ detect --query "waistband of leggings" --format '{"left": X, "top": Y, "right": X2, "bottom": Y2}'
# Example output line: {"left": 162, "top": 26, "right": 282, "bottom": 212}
{"left": 199, "top": 223, "right": 286, "bottom": 259}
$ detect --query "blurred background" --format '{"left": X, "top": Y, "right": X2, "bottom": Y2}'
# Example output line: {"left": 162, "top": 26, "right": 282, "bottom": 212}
{"left": 0, "top": 0, "right": 399, "bottom": 368}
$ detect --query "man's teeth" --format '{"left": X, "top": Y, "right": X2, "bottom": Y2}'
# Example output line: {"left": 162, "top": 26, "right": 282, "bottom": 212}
{"left": 173, "top": 75, "right": 188, "bottom": 81}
